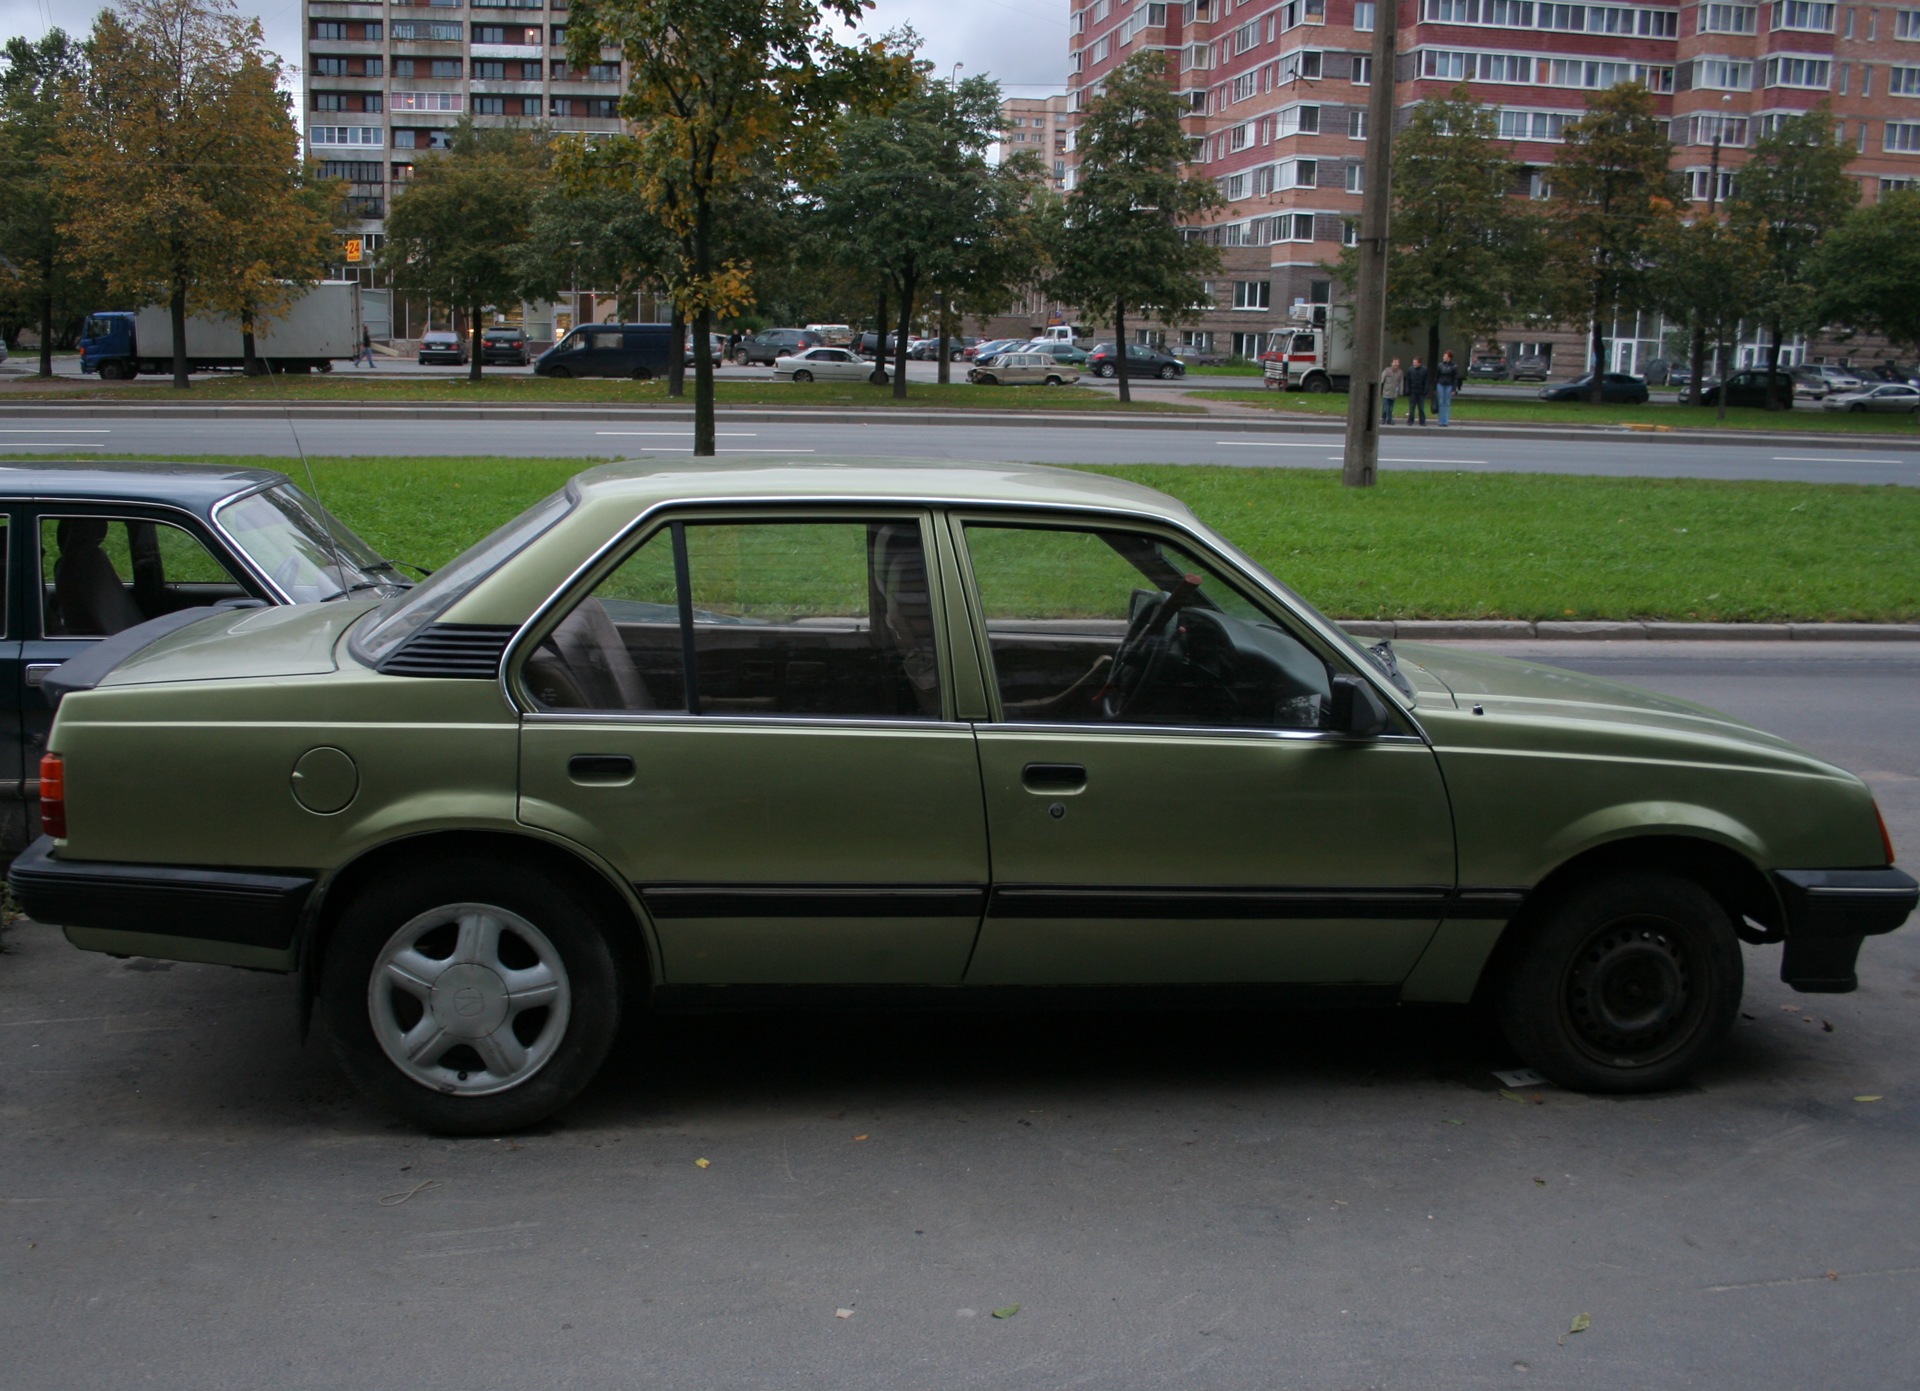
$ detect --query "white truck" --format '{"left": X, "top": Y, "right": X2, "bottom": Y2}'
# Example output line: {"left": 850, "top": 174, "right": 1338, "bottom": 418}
{"left": 79, "top": 281, "right": 364, "bottom": 379}
{"left": 1261, "top": 304, "right": 1459, "bottom": 394}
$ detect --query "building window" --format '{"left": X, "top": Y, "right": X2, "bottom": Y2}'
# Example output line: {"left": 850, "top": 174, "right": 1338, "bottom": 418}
{"left": 1229, "top": 122, "right": 1252, "bottom": 151}
{"left": 310, "top": 126, "right": 383, "bottom": 147}
{"left": 1764, "top": 55, "right": 1831, "bottom": 88}
{"left": 391, "top": 58, "right": 415, "bottom": 78}
{"left": 390, "top": 21, "right": 459, "bottom": 40}
{"left": 1700, "top": 3, "right": 1757, "bottom": 32}
{"left": 1888, "top": 121, "right": 1920, "bottom": 151}
{"left": 473, "top": 96, "right": 506, "bottom": 115}
{"left": 1297, "top": 104, "right": 1320, "bottom": 134}
{"left": 312, "top": 57, "right": 348, "bottom": 77}
{"left": 431, "top": 60, "right": 463, "bottom": 79}
{"left": 313, "top": 93, "right": 344, "bottom": 112}
{"left": 1233, "top": 281, "right": 1272, "bottom": 309}
{"left": 1690, "top": 58, "right": 1754, "bottom": 91}
{"left": 473, "top": 61, "right": 506, "bottom": 80}
{"left": 1355, "top": 1, "right": 1375, "bottom": 28}
{"left": 391, "top": 91, "right": 464, "bottom": 112}
{"left": 589, "top": 63, "right": 620, "bottom": 82}
{"left": 1345, "top": 162, "right": 1364, "bottom": 192}
{"left": 1891, "top": 66, "right": 1920, "bottom": 95}
{"left": 1348, "top": 109, "right": 1368, "bottom": 137}
{"left": 1684, "top": 112, "right": 1748, "bottom": 146}
{"left": 312, "top": 22, "right": 345, "bottom": 40}
{"left": 1685, "top": 167, "right": 1736, "bottom": 201}
{"left": 1292, "top": 214, "right": 1316, "bottom": 240}
{"left": 319, "top": 160, "right": 382, "bottom": 183}
{"left": 1899, "top": 9, "right": 1920, "bottom": 39}
{"left": 1498, "top": 108, "right": 1575, "bottom": 141}
{"left": 1182, "top": 330, "right": 1215, "bottom": 351}
{"left": 1290, "top": 158, "right": 1318, "bottom": 187}
{"left": 1774, "top": 0, "right": 1835, "bottom": 30}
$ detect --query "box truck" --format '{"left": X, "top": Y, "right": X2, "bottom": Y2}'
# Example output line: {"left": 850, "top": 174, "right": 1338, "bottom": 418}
{"left": 79, "top": 281, "right": 363, "bottom": 380}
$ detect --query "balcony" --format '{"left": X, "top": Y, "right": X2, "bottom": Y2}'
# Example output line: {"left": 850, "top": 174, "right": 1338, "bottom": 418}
{"left": 471, "top": 43, "right": 543, "bottom": 58}
{"left": 308, "top": 2, "right": 387, "bottom": 15}
{"left": 471, "top": 79, "right": 545, "bottom": 95}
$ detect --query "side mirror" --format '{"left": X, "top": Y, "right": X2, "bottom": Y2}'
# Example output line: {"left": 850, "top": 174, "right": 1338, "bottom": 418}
{"left": 1327, "top": 674, "right": 1391, "bottom": 737}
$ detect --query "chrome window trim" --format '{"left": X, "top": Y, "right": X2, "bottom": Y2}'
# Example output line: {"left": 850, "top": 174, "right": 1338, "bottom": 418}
{"left": 209, "top": 480, "right": 320, "bottom": 605}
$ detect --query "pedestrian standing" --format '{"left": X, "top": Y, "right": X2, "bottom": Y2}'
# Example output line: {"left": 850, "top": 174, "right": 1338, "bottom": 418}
{"left": 1434, "top": 350, "right": 1461, "bottom": 426}
{"left": 1380, "top": 357, "right": 1404, "bottom": 424}
{"left": 1405, "top": 357, "right": 1430, "bottom": 425}
{"left": 356, "top": 326, "right": 376, "bottom": 369}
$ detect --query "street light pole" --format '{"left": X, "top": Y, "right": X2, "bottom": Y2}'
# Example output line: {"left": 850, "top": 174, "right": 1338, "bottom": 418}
{"left": 1342, "top": 0, "right": 1401, "bottom": 489}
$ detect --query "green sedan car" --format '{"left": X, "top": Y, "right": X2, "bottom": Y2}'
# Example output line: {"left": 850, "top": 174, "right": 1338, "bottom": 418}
{"left": 12, "top": 460, "right": 1914, "bottom": 1133}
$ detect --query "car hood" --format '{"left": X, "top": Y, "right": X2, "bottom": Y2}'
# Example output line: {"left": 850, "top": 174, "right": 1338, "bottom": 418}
{"left": 95, "top": 600, "right": 376, "bottom": 688}
{"left": 1393, "top": 641, "right": 1801, "bottom": 751}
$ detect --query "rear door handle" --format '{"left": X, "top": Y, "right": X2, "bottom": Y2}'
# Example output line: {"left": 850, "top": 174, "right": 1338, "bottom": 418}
{"left": 568, "top": 754, "right": 634, "bottom": 784}
{"left": 1022, "top": 762, "right": 1086, "bottom": 794}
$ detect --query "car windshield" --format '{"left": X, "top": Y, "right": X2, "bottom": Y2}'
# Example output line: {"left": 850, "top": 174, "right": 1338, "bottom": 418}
{"left": 215, "top": 483, "right": 398, "bottom": 604}
{"left": 350, "top": 486, "right": 575, "bottom": 666}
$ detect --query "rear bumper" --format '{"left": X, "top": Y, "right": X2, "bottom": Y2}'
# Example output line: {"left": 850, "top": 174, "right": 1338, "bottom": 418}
{"left": 8, "top": 836, "right": 314, "bottom": 957}
{"left": 1774, "top": 867, "right": 1919, "bottom": 993}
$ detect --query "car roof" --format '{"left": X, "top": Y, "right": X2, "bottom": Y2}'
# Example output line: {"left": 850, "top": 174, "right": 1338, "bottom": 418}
{"left": 0, "top": 461, "right": 290, "bottom": 506}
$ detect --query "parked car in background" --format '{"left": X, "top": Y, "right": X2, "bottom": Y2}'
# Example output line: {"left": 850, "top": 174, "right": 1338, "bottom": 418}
{"left": 15, "top": 458, "right": 1912, "bottom": 1133}
{"left": 906, "top": 336, "right": 979, "bottom": 361}
{"left": 1170, "top": 344, "right": 1228, "bottom": 366}
{"left": 967, "top": 351, "right": 1081, "bottom": 386}
{"left": 0, "top": 462, "right": 407, "bottom": 851}
{"left": 1087, "top": 343, "right": 1187, "bottom": 380}
{"left": 964, "top": 338, "right": 1022, "bottom": 363}
{"left": 1467, "top": 354, "right": 1509, "bottom": 381}
{"left": 480, "top": 328, "right": 529, "bottom": 366}
{"left": 1510, "top": 355, "right": 1550, "bottom": 381}
{"left": 1699, "top": 369, "right": 1796, "bottom": 410}
{"left": 1538, "top": 372, "right": 1649, "bottom": 405}
{"left": 774, "top": 346, "right": 870, "bottom": 383}
{"left": 1803, "top": 364, "right": 1865, "bottom": 396}
{"left": 0, "top": 341, "right": 9, "bottom": 366}
{"left": 1665, "top": 364, "right": 1692, "bottom": 389}
{"left": 416, "top": 331, "right": 467, "bottom": 366}
{"left": 1023, "top": 341, "right": 1091, "bottom": 366}
{"left": 1865, "top": 362, "right": 1917, "bottom": 384}
{"left": 684, "top": 333, "right": 724, "bottom": 369}
{"left": 804, "top": 324, "right": 853, "bottom": 347}
{"left": 533, "top": 324, "right": 675, "bottom": 380}
{"left": 734, "top": 328, "right": 824, "bottom": 366}
{"left": 1821, "top": 382, "right": 1920, "bottom": 414}
{"left": 854, "top": 331, "right": 914, "bottom": 360}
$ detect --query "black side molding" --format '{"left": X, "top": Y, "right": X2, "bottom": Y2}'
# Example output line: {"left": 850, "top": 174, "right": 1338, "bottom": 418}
{"left": 42, "top": 600, "right": 265, "bottom": 709}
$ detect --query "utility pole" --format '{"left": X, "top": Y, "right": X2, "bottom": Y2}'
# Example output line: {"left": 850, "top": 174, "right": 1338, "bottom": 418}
{"left": 1342, "top": 0, "right": 1401, "bottom": 489}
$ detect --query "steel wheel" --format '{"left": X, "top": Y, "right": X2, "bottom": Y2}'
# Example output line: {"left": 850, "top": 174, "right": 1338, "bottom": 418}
{"left": 367, "top": 902, "right": 571, "bottom": 1098}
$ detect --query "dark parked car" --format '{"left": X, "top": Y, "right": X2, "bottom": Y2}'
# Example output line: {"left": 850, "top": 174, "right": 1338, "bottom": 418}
{"left": 1865, "top": 362, "right": 1918, "bottom": 384}
{"left": 684, "top": 333, "right": 725, "bottom": 369}
{"left": 533, "top": 324, "right": 675, "bottom": 380}
{"left": 1510, "top": 355, "right": 1550, "bottom": 381}
{"left": 1087, "top": 343, "right": 1187, "bottom": 380}
{"left": 480, "top": 327, "right": 529, "bottom": 366}
{"left": 854, "top": 331, "right": 910, "bottom": 359}
{"left": 1467, "top": 354, "right": 1509, "bottom": 380}
{"left": 416, "top": 331, "right": 467, "bottom": 366}
{"left": 906, "top": 336, "right": 979, "bottom": 361}
{"left": 733, "top": 328, "right": 824, "bottom": 366}
{"left": 1699, "top": 369, "right": 1796, "bottom": 410}
{"left": 1539, "top": 372, "right": 1650, "bottom": 405}
{"left": 0, "top": 463, "right": 405, "bottom": 851}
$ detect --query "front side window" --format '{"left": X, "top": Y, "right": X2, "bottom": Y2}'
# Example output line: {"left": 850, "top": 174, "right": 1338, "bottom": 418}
{"left": 525, "top": 518, "right": 943, "bottom": 720}
{"left": 39, "top": 515, "right": 245, "bottom": 638}
{"left": 962, "top": 523, "right": 1331, "bottom": 730}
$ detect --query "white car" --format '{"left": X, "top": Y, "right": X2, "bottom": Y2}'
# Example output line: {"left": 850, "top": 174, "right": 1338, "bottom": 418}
{"left": 774, "top": 347, "right": 871, "bottom": 383}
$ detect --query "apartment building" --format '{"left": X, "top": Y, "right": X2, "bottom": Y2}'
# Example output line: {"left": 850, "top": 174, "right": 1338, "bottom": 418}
{"left": 1067, "top": 0, "right": 1920, "bottom": 371}
{"left": 303, "top": 0, "right": 627, "bottom": 335}
{"left": 999, "top": 92, "right": 1076, "bottom": 190}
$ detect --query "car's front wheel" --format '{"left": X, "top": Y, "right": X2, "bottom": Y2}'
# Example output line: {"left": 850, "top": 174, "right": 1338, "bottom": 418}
{"left": 1158, "top": 364, "right": 1178, "bottom": 380}
{"left": 545, "top": 366, "right": 570, "bottom": 380}
{"left": 321, "top": 858, "right": 622, "bottom": 1134}
{"left": 1094, "top": 363, "right": 1115, "bottom": 378}
{"left": 1496, "top": 870, "right": 1741, "bottom": 1093}
{"left": 791, "top": 369, "right": 813, "bottom": 383}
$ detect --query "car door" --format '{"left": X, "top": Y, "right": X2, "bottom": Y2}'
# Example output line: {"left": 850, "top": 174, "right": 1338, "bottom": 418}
{"left": 951, "top": 513, "right": 1457, "bottom": 987}
{"left": 516, "top": 509, "right": 990, "bottom": 985}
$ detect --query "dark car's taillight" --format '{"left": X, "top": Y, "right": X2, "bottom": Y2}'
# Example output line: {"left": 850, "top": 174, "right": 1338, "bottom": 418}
{"left": 39, "top": 752, "right": 64, "bottom": 838}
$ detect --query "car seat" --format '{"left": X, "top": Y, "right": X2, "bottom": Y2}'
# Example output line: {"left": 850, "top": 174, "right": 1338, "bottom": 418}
{"left": 51, "top": 519, "right": 145, "bottom": 636}
{"left": 869, "top": 523, "right": 941, "bottom": 717}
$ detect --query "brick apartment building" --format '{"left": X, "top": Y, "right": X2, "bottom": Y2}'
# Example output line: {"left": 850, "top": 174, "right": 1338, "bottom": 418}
{"left": 302, "top": 0, "right": 632, "bottom": 341}
{"left": 1000, "top": 92, "right": 1077, "bottom": 191}
{"left": 1065, "top": 0, "right": 1920, "bottom": 373}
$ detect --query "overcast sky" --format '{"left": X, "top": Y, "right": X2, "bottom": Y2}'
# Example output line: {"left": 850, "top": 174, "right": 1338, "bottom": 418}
{"left": 1, "top": 0, "right": 1073, "bottom": 101}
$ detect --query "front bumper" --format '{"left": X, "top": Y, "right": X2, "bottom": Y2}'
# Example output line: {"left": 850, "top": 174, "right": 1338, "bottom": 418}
{"left": 8, "top": 836, "right": 314, "bottom": 967}
{"left": 1774, "top": 867, "right": 1919, "bottom": 993}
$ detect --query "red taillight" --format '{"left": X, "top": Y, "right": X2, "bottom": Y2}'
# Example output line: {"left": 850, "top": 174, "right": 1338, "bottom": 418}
{"left": 1877, "top": 801, "right": 1897, "bottom": 865}
{"left": 39, "top": 752, "right": 65, "bottom": 839}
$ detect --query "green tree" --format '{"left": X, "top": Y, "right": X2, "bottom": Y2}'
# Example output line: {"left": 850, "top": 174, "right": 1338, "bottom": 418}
{"left": 1810, "top": 190, "right": 1920, "bottom": 358}
{"left": 1727, "top": 105, "right": 1858, "bottom": 401}
{"left": 0, "top": 30, "right": 100, "bottom": 375}
{"left": 818, "top": 71, "right": 1044, "bottom": 397}
{"left": 1048, "top": 51, "right": 1222, "bottom": 404}
{"left": 1342, "top": 84, "right": 1532, "bottom": 371}
{"left": 57, "top": 0, "right": 323, "bottom": 389}
{"left": 379, "top": 123, "right": 553, "bottom": 383}
{"left": 1547, "top": 82, "right": 1682, "bottom": 402}
{"left": 1647, "top": 216, "right": 1769, "bottom": 418}
{"left": 564, "top": 0, "right": 912, "bottom": 454}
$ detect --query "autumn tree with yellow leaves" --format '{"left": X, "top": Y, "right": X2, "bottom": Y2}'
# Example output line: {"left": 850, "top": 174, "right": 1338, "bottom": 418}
{"left": 57, "top": 0, "right": 337, "bottom": 389}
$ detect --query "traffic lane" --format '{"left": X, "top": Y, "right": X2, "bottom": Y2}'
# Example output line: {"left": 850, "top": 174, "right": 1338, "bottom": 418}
{"left": 6, "top": 652, "right": 1920, "bottom": 1387}
{"left": 8, "top": 412, "right": 1917, "bottom": 486}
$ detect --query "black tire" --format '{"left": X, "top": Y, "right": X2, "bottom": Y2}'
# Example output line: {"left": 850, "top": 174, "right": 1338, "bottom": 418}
{"left": 1850, "top": 403, "right": 1865, "bottom": 412}
{"left": 1304, "top": 374, "right": 1330, "bottom": 394}
{"left": 791, "top": 369, "right": 813, "bottom": 383}
{"left": 732, "top": 350, "right": 750, "bottom": 366}
{"left": 1045, "top": 375, "right": 1063, "bottom": 386}
{"left": 630, "top": 367, "right": 651, "bottom": 381}
{"left": 1094, "top": 362, "right": 1115, "bottom": 378}
{"left": 320, "top": 857, "right": 623, "bottom": 1134}
{"left": 1158, "top": 364, "right": 1178, "bottom": 380}
{"left": 976, "top": 373, "right": 997, "bottom": 385}
{"left": 1496, "top": 870, "right": 1742, "bottom": 1093}
{"left": 545, "top": 366, "right": 570, "bottom": 380}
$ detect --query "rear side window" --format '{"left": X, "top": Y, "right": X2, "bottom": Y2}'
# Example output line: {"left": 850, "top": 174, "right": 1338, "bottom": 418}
{"left": 39, "top": 515, "right": 244, "bottom": 638}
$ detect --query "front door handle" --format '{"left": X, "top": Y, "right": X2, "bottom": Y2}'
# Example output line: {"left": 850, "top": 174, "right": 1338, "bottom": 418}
{"left": 568, "top": 754, "right": 634, "bottom": 784}
{"left": 1022, "top": 762, "right": 1086, "bottom": 794}
{"left": 24, "top": 663, "right": 62, "bottom": 689}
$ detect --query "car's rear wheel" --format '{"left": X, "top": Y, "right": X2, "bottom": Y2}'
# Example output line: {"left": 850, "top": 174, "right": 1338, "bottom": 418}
{"left": 629, "top": 368, "right": 651, "bottom": 381}
{"left": 545, "top": 366, "right": 570, "bottom": 380}
{"left": 732, "top": 350, "right": 750, "bottom": 366}
{"left": 1045, "top": 375, "right": 1063, "bottom": 386}
{"left": 1094, "top": 363, "right": 1115, "bottom": 378}
{"left": 1851, "top": 403, "right": 1866, "bottom": 412}
{"left": 1496, "top": 871, "right": 1741, "bottom": 1093}
{"left": 791, "top": 369, "right": 813, "bottom": 383}
{"left": 1158, "top": 364, "right": 1178, "bottom": 380}
{"left": 1304, "top": 375, "right": 1330, "bottom": 393}
{"left": 321, "top": 858, "right": 622, "bottom": 1134}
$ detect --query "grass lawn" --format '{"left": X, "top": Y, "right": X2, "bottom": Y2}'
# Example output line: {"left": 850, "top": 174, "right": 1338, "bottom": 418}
{"left": 35, "top": 454, "right": 1918, "bottom": 622}
{"left": 1189, "top": 387, "right": 1920, "bottom": 434}
{"left": 0, "top": 373, "right": 1200, "bottom": 413}
{"left": 1184, "top": 362, "right": 1264, "bottom": 376}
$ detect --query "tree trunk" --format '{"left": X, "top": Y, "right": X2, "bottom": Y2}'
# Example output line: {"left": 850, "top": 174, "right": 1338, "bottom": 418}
{"left": 1715, "top": 325, "right": 1729, "bottom": 421}
{"left": 1764, "top": 316, "right": 1784, "bottom": 410}
{"left": 668, "top": 303, "right": 686, "bottom": 399}
{"left": 170, "top": 283, "right": 190, "bottom": 390}
{"left": 1114, "top": 299, "right": 1131, "bottom": 405}
{"left": 869, "top": 286, "right": 889, "bottom": 386}
{"left": 1687, "top": 324, "right": 1706, "bottom": 407}
{"left": 892, "top": 269, "right": 915, "bottom": 401}
{"left": 468, "top": 304, "right": 483, "bottom": 382}
{"left": 242, "top": 309, "right": 262, "bottom": 377}
{"left": 935, "top": 291, "right": 950, "bottom": 386}
{"left": 1587, "top": 282, "right": 1606, "bottom": 405}
{"left": 37, "top": 245, "right": 54, "bottom": 378}
{"left": 691, "top": 193, "right": 715, "bottom": 455}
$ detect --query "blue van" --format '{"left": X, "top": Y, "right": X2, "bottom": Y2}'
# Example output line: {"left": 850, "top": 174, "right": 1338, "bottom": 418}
{"left": 533, "top": 323, "right": 675, "bottom": 380}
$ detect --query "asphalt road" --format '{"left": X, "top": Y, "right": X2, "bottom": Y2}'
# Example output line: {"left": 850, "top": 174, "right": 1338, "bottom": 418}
{"left": 3, "top": 641, "right": 1917, "bottom": 1390}
{"left": 1, "top": 411, "right": 1916, "bottom": 486}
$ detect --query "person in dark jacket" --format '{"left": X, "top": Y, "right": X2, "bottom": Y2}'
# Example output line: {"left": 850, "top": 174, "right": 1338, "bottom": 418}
{"left": 1434, "top": 351, "right": 1461, "bottom": 425}
{"left": 1405, "top": 357, "right": 1430, "bottom": 425}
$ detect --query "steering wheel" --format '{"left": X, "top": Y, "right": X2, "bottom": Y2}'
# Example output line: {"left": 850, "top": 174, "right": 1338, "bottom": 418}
{"left": 1098, "top": 594, "right": 1175, "bottom": 721}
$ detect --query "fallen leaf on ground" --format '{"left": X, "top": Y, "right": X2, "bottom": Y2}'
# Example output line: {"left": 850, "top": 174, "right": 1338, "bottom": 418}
{"left": 1533, "top": 1177, "right": 1547, "bottom": 1186}
{"left": 853, "top": 1134, "right": 869, "bottom": 1141}
{"left": 694, "top": 1158, "right": 711, "bottom": 1168}
{"left": 1499, "top": 1089, "right": 1527, "bottom": 1103}
{"left": 1444, "top": 1118, "right": 1465, "bottom": 1126}
{"left": 1569, "top": 1313, "right": 1591, "bottom": 1334}
{"left": 1822, "top": 1021, "right": 1834, "bottom": 1033}
{"left": 1826, "top": 1270, "right": 1840, "bottom": 1281}
{"left": 1854, "top": 1095, "right": 1884, "bottom": 1103}
{"left": 992, "top": 1304, "right": 1021, "bottom": 1319}
{"left": 835, "top": 1308, "right": 854, "bottom": 1319}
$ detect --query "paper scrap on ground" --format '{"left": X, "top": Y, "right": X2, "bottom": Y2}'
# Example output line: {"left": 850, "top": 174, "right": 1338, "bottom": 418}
{"left": 1494, "top": 1068, "right": 1548, "bottom": 1088}
{"left": 835, "top": 1308, "right": 854, "bottom": 1319}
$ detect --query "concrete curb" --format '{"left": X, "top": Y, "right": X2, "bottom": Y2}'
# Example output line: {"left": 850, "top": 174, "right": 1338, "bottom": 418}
{"left": 1, "top": 398, "right": 1917, "bottom": 450}
{"left": 1339, "top": 619, "right": 1920, "bottom": 641}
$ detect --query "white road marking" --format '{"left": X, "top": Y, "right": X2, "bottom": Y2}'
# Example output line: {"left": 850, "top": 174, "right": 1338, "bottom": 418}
{"left": 1772, "top": 454, "right": 1908, "bottom": 463}
{"left": 594, "top": 430, "right": 759, "bottom": 437}
{"left": 619, "top": 447, "right": 815, "bottom": 454}
{"left": 0, "top": 443, "right": 105, "bottom": 449}
{"left": 1381, "top": 457, "right": 1488, "bottom": 464}
{"left": 1214, "top": 440, "right": 1330, "bottom": 448}
{"left": 0, "top": 429, "right": 111, "bottom": 433}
